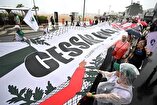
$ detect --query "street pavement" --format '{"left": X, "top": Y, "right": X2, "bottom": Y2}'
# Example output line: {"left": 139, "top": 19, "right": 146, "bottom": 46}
{"left": 0, "top": 31, "right": 43, "bottom": 42}
{"left": 129, "top": 50, "right": 157, "bottom": 105}
{"left": 0, "top": 25, "right": 44, "bottom": 42}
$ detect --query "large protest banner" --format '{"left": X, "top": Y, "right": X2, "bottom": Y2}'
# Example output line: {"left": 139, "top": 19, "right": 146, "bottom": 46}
{"left": 0, "top": 23, "right": 127, "bottom": 105}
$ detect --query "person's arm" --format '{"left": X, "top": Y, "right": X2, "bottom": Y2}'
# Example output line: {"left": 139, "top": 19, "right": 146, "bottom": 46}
{"left": 87, "top": 89, "right": 132, "bottom": 105}
{"left": 124, "top": 47, "right": 135, "bottom": 62}
{"left": 112, "top": 40, "right": 119, "bottom": 48}
{"left": 13, "top": 34, "right": 16, "bottom": 41}
{"left": 125, "top": 52, "right": 133, "bottom": 63}
{"left": 97, "top": 70, "right": 114, "bottom": 78}
{"left": 122, "top": 43, "right": 131, "bottom": 59}
{"left": 86, "top": 92, "right": 121, "bottom": 104}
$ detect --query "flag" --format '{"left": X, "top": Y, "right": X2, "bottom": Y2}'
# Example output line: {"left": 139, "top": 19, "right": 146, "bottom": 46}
{"left": 146, "top": 32, "right": 157, "bottom": 52}
{"left": 23, "top": 9, "right": 39, "bottom": 31}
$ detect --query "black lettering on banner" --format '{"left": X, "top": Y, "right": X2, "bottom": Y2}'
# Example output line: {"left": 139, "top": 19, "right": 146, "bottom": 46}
{"left": 101, "top": 29, "right": 118, "bottom": 34}
{"left": 78, "top": 34, "right": 103, "bottom": 45}
{"left": 69, "top": 36, "right": 90, "bottom": 49}
{"left": 84, "top": 34, "right": 103, "bottom": 43}
{"left": 91, "top": 32, "right": 108, "bottom": 39}
{"left": 25, "top": 52, "right": 59, "bottom": 77}
{"left": 47, "top": 46, "right": 74, "bottom": 63}
{"left": 59, "top": 42, "right": 83, "bottom": 57}
{"left": 97, "top": 31, "right": 111, "bottom": 36}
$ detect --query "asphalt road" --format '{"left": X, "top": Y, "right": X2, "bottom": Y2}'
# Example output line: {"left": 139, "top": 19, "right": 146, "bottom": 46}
{"left": 129, "top": 50, "right": 157, "bottom": 105}
{"left": 0, "top": 31, "right": 43, "bottom": 42}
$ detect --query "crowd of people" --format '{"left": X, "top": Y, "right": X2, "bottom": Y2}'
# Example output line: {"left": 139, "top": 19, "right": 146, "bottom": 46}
{"left": 84, "top": 17, "right": 157, "bottom": 105}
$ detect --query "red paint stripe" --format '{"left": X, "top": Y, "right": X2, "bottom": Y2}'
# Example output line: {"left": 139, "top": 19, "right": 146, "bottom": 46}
{"left": 40, "top": 65, "right": 85, "bottom": 105}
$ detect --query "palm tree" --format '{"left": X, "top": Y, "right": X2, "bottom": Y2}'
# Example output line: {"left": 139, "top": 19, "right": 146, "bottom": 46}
{"left": 16, "top": 4, "right": 25, "bottom": 16}
{"left": 16, "top": 4, "right": 24, "bottom": 8}
{"left": 32, "top": 6, "right": 39, "bottom": 11}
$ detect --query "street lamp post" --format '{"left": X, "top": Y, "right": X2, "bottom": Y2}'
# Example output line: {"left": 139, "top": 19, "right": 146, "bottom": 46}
{"left": 82, "top": 0, "right": 86, "bottom": 23}
{"left": 32, "top": 0, "right": 38, "bottom": 23}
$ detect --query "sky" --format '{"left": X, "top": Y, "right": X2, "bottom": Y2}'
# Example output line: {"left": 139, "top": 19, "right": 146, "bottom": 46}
{"left": 0, "top": 0, "right": 156, "bottom": 15}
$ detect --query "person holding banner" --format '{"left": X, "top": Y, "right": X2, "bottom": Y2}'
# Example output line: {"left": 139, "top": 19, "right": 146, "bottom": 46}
{"left": 86, "top": 63, "right": 140, "bottom": 105}
{"left": 110, "top": 35, "right": 130, "bottom": 71}
{"left": 125, "top": 40, "right": 147, "bottom": 69}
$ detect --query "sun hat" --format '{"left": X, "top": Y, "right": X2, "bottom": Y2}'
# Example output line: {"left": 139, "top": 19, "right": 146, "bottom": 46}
{"left": 114, "top": 62, "right": 140, "bottom": 85}
{"left": 14, "top": 25, "right": 20, "bottom": 29}
{"left": 120, "top": 63, "right": 140, "bottom": 76}
{"left": 114, "top": 63, "right": 139, "bottom": 75}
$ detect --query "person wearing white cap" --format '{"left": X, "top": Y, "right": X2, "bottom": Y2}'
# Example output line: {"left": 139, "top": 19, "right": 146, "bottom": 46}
{"left": 13, "top": 25, "right": 25, "bottom": 41}
{"left": 86, "top": 63, "right": 140, "bottom": 105}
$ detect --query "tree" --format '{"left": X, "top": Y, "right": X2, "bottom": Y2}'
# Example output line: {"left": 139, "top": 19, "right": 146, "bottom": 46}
{"left": 16, "top": 4, "right": 24, "bottom": 8}
{"left": 16, "top": 4, "right": 25, "bottom": 16}
{"left": 32, "top": 6, "right": 39, "bottom": 11}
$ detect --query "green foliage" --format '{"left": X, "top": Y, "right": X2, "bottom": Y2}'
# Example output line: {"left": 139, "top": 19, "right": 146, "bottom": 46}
{"left": 76, "top": 85, "right": 92, "bottom": 96}
{"left": 7, "top": 85, "right": 33, "bottom": 104}
{"left": 67, "top": 76, "right": 71, "bottom": 80}
{"left": 86, "top": 71, "right": 98, "bottom": 77}
{"left": 7, "top": 81, "right": 56, "bottom": 104}
{"left": 8, "top": 85, "right": 19, "bottom": 96}
{"left": 32, "top": 6, "right": 39, "bottom": 10}
{"left": 0, "top": 11, "right": 48, "bottom": 25}
{"left": 38, "top": 15, "right": 48, "bottom": 24}
{"left": 33, "top": 87, "right": 44, "bottom": 101}
{"left": 76, "top": 54, "right": 104, "bottom": 97}
{"left": 16, "top": 4, "right": 24, "bottom": 8}
{"left": 24, "top": 89, "right": 33, "bottom": 102}
{"left": 83, "top": 77, "right": 96, "bottom": 82}
{"left": 45, "top": 81, "right": 56, "bottom": 95}
{"left": 85, "top": 54, "right": 104, "bottom": 69}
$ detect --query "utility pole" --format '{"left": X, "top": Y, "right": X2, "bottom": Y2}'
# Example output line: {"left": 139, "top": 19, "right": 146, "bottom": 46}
{"left": 82, "top": 0, "right": 86, "bottom": 23}
{"left": 108, "top": 5, "right": 111, "bottom": 14}
{"left": 33, "top": 0, "right": 38, "bottom": 23}
{"left": 131, "top": 0, "right": 133, "bottom": 4}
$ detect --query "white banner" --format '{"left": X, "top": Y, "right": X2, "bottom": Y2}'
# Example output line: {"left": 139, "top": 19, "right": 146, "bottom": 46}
{"left": 0, "top": 23, "right": 127, "bottom": 105}
{"left": 146, "top": 31, "right": 157, "bottom": 52}
{"left": 23, "top": 9, "right": 39, "bottom": 31}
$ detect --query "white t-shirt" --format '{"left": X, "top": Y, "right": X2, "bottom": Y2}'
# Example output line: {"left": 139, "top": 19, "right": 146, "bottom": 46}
{"left": 15, "top": 33, "right": 23, "bottom": 41}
